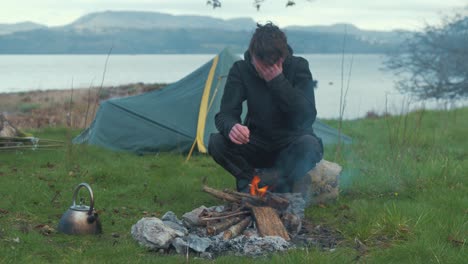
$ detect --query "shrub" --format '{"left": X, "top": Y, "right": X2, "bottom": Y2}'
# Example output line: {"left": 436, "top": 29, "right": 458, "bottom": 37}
{"left": 18, "top": 103, "right": 41, "bottom": 113}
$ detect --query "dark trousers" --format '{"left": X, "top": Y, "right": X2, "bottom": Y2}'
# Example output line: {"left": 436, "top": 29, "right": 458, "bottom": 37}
{"left": 208, "top": 133, "right": 323, "bottom": 192}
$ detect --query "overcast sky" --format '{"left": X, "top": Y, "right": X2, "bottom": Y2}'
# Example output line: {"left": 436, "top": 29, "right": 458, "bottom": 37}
{"left": 1, "top": 0, "right": 466, "bottom": 31}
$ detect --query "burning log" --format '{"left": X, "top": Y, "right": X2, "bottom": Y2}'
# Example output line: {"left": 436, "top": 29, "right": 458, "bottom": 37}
{"left": 223, "top": 216, "right": 252, "bottom": 240}
{"left": 265, "top": 193, "right": 290, "bottom": 211}
{"left": 204, "top": 184, "right": 290, "bottom": 211}
{"left": 223, "top": 188, "right": 265, "bottom": 201}
{"left": 223, "top": 189, "right": 290, "bottom": 211}
{"left": 250, "top": 206, "right": 290, "bottom": 241}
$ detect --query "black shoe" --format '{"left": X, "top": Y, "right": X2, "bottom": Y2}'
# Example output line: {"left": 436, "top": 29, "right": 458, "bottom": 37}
{"left": 254, "top": 168, "right": 281, "bottom": 192}
{"left": 236, "top": 178, "right": 250, "bottom": 193}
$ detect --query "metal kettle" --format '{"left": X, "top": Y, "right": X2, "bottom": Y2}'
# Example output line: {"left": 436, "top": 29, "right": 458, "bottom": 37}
{"left": 58, "top": 183, "right": 102, "bottom": 235}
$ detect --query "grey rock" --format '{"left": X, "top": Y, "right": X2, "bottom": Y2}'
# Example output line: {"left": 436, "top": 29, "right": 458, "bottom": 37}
{"left": 171, "top": 237, "right": 189, "bottom": 255}
{"left": 187, "top": 234, "right": 212, "bottom": 253}
{"left": 163, "top": 220, "right": 188, "bottom": 235}
{"left": 207, "top": 205, "right": 224, "bottom": 213}
{"left": 162, "top": 211, "right": 188, "bottom": 235}
{"left": 162, "top": 211, "right": 183, "bottom": 225}
{"left": 182, "top": 206, "right": 207, "bottom": 228}
{"left": 131, "top": 217, "right": 184, "bottom": 250}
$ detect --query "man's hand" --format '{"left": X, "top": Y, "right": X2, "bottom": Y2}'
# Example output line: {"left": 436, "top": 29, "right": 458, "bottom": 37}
{"left": 252, "top": 56, "right": 283, "bottom": 82}
{"left": 229, "top": 123, "right": 250, "bottom": 145}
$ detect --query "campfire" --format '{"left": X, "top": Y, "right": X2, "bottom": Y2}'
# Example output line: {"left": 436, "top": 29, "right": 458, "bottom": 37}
{"left": 131, "top": 160, "right": 343, "bottom": 258}
{"left": 131, "top": 183, "right": 338, "bottom": 258}
{"left": 250, "top": 175, "right": 268, "bottom": 197}
{"left": 200, "top": 183, "right": 294, "bottom": 241}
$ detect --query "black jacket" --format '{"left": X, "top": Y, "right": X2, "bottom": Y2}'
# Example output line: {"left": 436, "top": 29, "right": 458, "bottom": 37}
{"left": 215, "top": 48, "right": 318, "bottom": 147}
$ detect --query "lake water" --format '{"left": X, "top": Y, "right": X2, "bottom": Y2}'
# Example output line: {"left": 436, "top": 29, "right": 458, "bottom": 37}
{"left": 0, "top": 54, "right": 463, "bottom": 119}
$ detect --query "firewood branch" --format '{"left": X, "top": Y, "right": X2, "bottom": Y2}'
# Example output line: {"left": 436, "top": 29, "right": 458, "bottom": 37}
{"left": 223, "top": 216, "right": 252, "bottom": 240}
{"left": 223, "top": 189, "right": 266, "bottom": 202}
{"left": 202, "top": 185, "right": 240, "bottom": 203}
{"left": 200, "top": 210, "right": 250, "bottom": 222}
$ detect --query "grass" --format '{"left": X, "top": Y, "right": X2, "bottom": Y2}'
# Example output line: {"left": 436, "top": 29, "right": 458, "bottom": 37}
{"left": 0, "top": 107, "right": 467, "bottom": 263}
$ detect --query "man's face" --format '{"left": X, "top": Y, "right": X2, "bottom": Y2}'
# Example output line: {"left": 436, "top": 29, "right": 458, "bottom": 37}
{"left": 251, "top": 55, "right": 285, "bottom": 81}
{"left": 252, "top": 54, "right": 283, "bottom": 68}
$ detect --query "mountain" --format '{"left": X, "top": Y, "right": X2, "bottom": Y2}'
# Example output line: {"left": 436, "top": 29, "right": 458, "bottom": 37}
{"left": 285, "top": 23, "right": 412, "bottom": 45}
{"left": 0, "top": 11, "right": 409, "bottom": 54}
{"left": 0, "top": 22, "right": 46, "bottom": 35}
{"left": 66, "top": 11, "right": 256, "bottom": 32}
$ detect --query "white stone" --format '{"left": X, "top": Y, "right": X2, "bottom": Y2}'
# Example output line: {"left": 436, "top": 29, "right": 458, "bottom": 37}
{"left": 182, "top": 206, "right": 207, "bottom": 227}
{"left": 131, "top": 217, "right": 184, "bottom": 250}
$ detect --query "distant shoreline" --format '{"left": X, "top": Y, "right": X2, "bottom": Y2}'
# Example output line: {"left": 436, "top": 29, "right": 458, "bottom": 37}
{"left": 0, "top": 82, "right": 166, "bottom": 129}
{"left": 0, "top": 82, "right": 166, "bottom": 95}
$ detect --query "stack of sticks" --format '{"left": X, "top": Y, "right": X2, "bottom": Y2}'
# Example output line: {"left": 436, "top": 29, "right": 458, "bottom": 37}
{"left": 200, "top": 185, "right": 295, "bottom": 241}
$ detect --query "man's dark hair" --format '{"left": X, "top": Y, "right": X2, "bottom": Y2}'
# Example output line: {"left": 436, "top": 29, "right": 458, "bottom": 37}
{"left": 249, "top": 22, "right": 290, "bottom": 66}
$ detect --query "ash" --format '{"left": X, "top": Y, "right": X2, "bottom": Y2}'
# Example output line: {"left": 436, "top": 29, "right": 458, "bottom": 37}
{"left": 131, "top": 193, "right": 343, "bottom": 258}
{"left": 209, "top": 229, "right": 290, "bottom": 257}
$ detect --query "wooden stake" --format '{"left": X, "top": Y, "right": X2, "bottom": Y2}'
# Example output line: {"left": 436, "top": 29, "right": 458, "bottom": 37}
{"left": 251, "top": 206, "right": 290, "bottom": 241}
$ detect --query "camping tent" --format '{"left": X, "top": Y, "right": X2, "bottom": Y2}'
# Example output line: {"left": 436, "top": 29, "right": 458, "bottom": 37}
{"left": 73, "top": 48, "right": 351, "bottom": 154}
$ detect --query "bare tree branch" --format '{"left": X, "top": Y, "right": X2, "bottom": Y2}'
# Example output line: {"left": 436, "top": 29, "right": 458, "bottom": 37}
{"left": 206, "top": 1, "right": 313, "bottom": 11}
{"left": 385, "top": 12, "right": 468, "bottom": 100}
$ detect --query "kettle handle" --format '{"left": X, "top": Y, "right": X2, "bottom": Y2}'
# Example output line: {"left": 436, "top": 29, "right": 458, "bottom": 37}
{"left": 72, "top": 183, "right": 95, "bottom": 216}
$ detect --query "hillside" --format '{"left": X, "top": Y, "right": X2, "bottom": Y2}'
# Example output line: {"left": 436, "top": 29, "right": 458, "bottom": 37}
{"left": 0, "top": 11, "right": 409, "bottom": 54}
{"left": 0, "top": 21, "right": 46, "bottom": 35}
{"left": 66, "top": 11, "right": 256, "bottom": 32}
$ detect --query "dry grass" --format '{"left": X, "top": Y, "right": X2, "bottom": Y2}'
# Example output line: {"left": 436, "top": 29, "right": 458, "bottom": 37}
{"left": 0, "top": 83, "right": 166, "bottom": 129}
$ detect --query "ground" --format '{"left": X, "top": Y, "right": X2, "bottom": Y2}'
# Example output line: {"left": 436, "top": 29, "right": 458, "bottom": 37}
{"left": 0, "top": 87, "right": 467, "bottom": 263}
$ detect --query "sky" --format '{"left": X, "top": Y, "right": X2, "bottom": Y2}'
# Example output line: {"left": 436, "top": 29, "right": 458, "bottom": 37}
{"left": 1, "top": 0, "right": 466, "bottom": 31}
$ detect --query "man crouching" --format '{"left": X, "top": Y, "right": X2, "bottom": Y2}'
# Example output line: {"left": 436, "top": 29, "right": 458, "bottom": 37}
{"left": 208, "top": 22, "right": 323, "bottom": 194}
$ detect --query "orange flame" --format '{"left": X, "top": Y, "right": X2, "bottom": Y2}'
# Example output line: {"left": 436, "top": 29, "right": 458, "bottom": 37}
{"left": 250, "top": 175, "right": 268, "bottom": 197}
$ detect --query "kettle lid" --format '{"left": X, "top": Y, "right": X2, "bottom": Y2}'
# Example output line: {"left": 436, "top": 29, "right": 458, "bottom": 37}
{"left": 70, "top": 204, "right": 91, "bottom": 211}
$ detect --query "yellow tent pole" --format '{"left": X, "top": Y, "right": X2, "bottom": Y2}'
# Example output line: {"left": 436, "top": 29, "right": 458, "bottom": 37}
{"left": 207, "top": 75, "right": 226, "bottom": 112}
{"left": 185, "top": 139, "right": 198, "bottom": 162}
{"left": 186, "top": 55, "right": 219, "bottom": 162}
{"left": 195, "top": 55, "right": 219, "bottom": 153}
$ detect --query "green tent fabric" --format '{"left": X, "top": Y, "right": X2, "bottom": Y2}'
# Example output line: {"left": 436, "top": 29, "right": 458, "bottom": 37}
{"left": 73, "top": 48, "right": 351, "bottom": 154}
